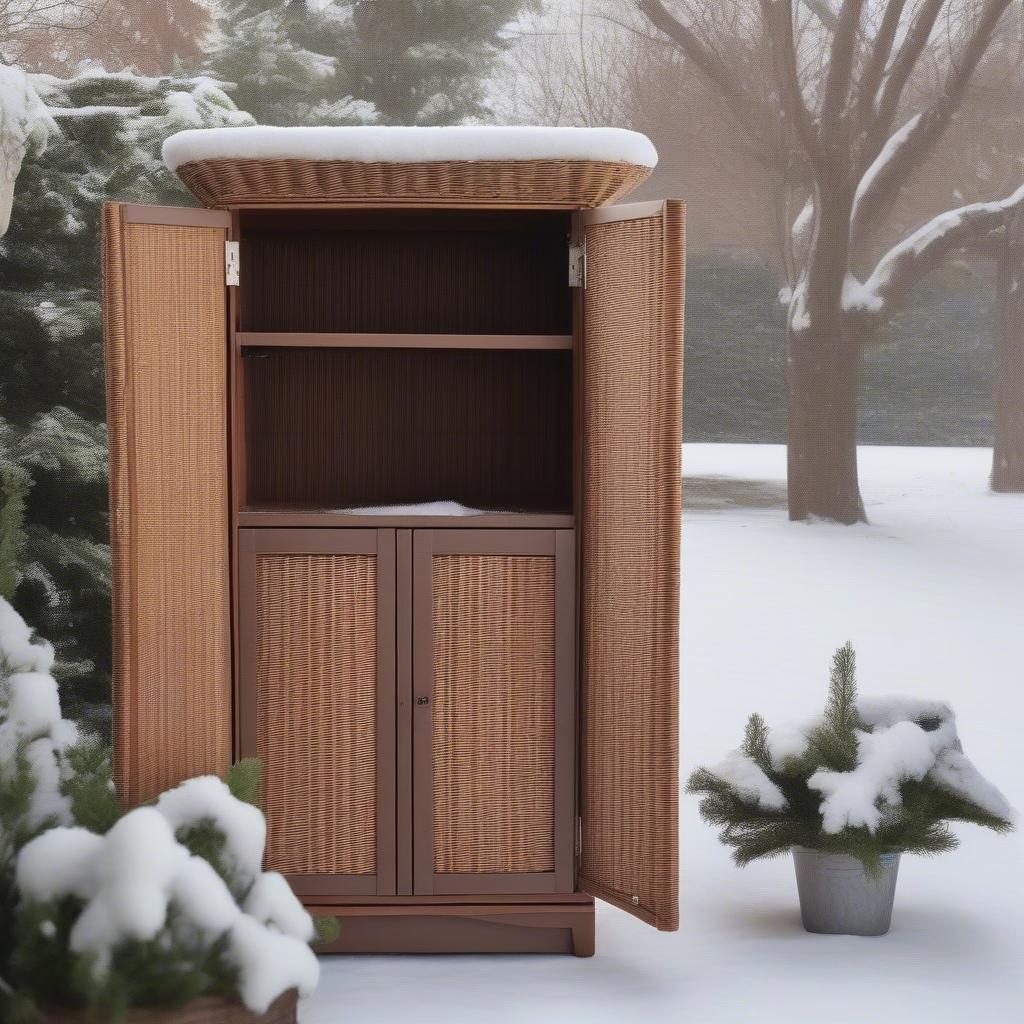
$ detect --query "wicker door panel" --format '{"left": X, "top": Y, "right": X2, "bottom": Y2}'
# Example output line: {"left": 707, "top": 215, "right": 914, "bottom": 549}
{"left": 102, "top": 203, "right": 232, "bottom": 805}
{"left": 412, "top": 530, "right": 575, "bottom": 895}
{"left": 431, "top": 553, "right": 556, "bottom": 875}
{"left": 239, "top": 529, "right": 396, "bottom": 897}
{"left": 578, "top": 201, "right": 684, "bottom": 931}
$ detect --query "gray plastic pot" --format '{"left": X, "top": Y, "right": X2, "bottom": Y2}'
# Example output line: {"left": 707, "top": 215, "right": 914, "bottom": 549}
{"left": 793, "top": 847, "right": 901, "bottom": 935}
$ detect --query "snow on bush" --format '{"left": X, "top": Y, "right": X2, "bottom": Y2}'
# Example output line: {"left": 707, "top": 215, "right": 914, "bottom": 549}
{"left": 0, "top": 66, "right": 57, "bottom": 236}
{"left": 156, "top": 775, "right": 266, "bottom": 885}
{"left": 0, "top": 598, "right": 77, "bottom": 832}
{"left": 2, "top": 595, "right": 318, "bottom": 1014}
{"left": 808, "top": 720, "right": 939, "bottom": 833}
{"left": 709, "top": 750, "right": 787, "bottom": 810}
{"left": 689, "top": 644, "right": 1014, "bottom": 869}
{"left": 16, "top": 787, "right": 318, "bottom": 1013}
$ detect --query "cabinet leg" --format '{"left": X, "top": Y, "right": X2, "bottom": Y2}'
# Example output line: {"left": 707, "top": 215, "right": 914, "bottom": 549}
{"left": 571, "top": 915, "right": 595, "bottom": 957}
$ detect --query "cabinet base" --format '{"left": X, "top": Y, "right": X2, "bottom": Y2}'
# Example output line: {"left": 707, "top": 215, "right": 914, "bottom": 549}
{"left": 309, "top": 902, "right": 595, "bottom": 956}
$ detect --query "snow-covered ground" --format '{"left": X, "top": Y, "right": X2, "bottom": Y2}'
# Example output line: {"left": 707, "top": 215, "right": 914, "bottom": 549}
{"left": 306, "top": 445, "right": 1024, "bottom": 1024}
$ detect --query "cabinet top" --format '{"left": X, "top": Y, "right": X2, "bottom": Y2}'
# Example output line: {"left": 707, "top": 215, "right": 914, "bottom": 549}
{"left": 162, "top": 126, "right": 657, "bottom": 211}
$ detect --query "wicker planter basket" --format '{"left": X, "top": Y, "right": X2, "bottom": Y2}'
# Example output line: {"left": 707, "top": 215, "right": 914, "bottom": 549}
{"left": 41, "top": 991, "right": 297, "bottom": 1024}
{"left": 173, "top": 157, "right": 651, "bottom": 209}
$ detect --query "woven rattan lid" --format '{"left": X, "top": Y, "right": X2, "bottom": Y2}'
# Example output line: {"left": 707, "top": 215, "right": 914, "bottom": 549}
{"left": 162, "top": 126, "right": 657, "bottom": 209}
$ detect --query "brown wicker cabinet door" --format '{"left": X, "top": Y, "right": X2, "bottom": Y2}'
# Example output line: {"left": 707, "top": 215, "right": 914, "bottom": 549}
{"left": 238, "top": 529, "right": 396, "bottom": 897}
{"left": 101, "top": 203, "right": 233, "bottom": 805}
{"left": 411, "top": 529, "right": 575, "bottom": 896}
{"left": 577, "top": 200, "right": 684, "bottom": 931}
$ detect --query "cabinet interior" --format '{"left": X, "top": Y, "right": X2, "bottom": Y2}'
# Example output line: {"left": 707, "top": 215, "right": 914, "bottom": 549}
{"left": 239, "top": 208, "right": 572, "bottom": 335}
{"left": 243, "top": 345, "right": 573, "bottom": 513}
{"left": 237, "top": 207, "right": 575, "bottom": 516}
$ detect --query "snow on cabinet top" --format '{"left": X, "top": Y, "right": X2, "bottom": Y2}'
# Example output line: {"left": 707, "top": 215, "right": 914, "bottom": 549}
{"left": 162, "top": 125, "right": 658, "bottom": 171}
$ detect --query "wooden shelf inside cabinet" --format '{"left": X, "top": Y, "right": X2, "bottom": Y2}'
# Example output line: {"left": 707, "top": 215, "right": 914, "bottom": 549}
{"left": 237, "top": 332, "right": 573, "bottom": 351}
{"left": 237, "top": 506, "right": 574, "bottom": 529}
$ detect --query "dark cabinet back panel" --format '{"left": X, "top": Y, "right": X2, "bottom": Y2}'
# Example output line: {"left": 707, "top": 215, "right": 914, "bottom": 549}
{"left": 244, "top": 347, "right": 572, "bottom": 512}
{"left": 240, "top": 213, "right": 572, "bottom": 335}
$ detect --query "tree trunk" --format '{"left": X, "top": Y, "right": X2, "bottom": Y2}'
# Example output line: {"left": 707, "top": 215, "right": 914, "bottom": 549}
{"left": 786, "top": 326, "right": 866, "bottom": 523}
{"left": 992, "top": 236, "right": 1024, "bottom": 492}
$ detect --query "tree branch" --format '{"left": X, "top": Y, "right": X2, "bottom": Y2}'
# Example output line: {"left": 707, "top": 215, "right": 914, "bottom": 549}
{"left": 635, "top": 0, "right": 780, "bottom": 159}
{"left": 853, "top": 0, "right": 909, "bottom": 132}
{"left": 855, "top": 182, "right": 1024, "bottom": 312}
{"left": 819, "top": 0, "right": 865, "bottom": 138}
{"left": 760, "top": 0, "right": 824, "bottom": 166}
{"left": 800, "top": 0, "right": 839, "bottom": 30}
{"left": 852, "top": 0, "right": 1013, "bottom": 246}
{"left": 867, "top": 0, "right": 945, "bottom": 151}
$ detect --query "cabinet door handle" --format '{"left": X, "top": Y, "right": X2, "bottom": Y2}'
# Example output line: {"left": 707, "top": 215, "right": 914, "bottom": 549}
{"left": 416, "top": 696, "right": 430, "bottom": 706}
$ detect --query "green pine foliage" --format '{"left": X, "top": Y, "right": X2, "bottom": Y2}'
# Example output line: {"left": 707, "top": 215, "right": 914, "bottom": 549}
{"left": 687, "top": 643, "right": 1013, "bottom": 874}
{"left": 226, "top": 758, "right": 262, "bottom": 809}
{"left": 0, "top": 455, "right": 30, "bottom": 602}
{"left": 210, "top": 1, "right": 538, "bottom": 127}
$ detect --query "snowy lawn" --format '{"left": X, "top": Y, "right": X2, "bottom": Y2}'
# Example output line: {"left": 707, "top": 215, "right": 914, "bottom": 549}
{"left": 305, "top": 444, "right": 1024, "bottom": 1024}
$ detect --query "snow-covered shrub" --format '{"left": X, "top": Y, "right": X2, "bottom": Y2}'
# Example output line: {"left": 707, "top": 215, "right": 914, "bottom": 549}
{"left": 0, "top": 597, "right": 322, "bottom": 1021}
{"left": 0, "top": 596, "right": 118, "bottom": 1014}
{"left": 11, "top": 777, "right": 319, "bottom": 1019}
{"left": 688, "top": 643, "right": 1014, "bottom": 872}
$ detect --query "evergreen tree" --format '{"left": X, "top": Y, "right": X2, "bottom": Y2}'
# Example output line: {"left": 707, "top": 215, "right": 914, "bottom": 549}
{"left": 0, "top": 66, "right": 252, "bottom": 729}
{"left": 209, "top": 0, "right": 376, "bottom": 125}
{"left": 209, "top": 1, "right": 537, "bottom": 126}
{"left": 687, "top": 644, "right": 1014, "bottom": 873}
{"left": 345, "top": 0, "right": 538, "bottom": 124}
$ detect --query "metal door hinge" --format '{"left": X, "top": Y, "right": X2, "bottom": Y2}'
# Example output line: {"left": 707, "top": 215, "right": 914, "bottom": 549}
{"left": 225, "top": 241, "right": 240, "bottom": 286}
{"left": 575, "top": 816, "right": 582, "bottom": 858}
{"left": 569, "top": 241, "right": 587, "bottom": 288}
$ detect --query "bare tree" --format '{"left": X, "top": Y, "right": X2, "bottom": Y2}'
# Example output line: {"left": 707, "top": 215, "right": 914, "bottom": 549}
{"left": 0, "top": 1, "right": 107, "bottom": 67}
{"left": 992, "top": 210, "right": 1024, "bottom": 490}
{"left": 637, "top": 0, "right": 1024, "bottom": 522}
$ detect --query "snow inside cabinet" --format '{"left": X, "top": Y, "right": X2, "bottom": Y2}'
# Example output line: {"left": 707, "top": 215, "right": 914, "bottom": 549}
{"left": 101, "top": 137, "right": 682, "bottom": 954}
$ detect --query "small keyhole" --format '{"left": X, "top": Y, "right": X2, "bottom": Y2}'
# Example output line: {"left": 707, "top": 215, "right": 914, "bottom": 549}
{"left": 416, "top": 696, "right": 430, "bottom": 706}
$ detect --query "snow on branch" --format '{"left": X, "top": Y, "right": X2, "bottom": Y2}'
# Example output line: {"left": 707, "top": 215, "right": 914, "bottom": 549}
{"left": 853, "top": 0, "right": 1014, "bottom": 243}
{"left": 850, "top": 113, "right": 920, "bottom": 226}
{"left": 846, "top": 183, "right": 1024, "bottom": 314}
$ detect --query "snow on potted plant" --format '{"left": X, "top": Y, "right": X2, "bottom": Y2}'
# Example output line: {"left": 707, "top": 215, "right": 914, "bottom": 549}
{"left": 0, "top": 596, "right": 323, "bottom": 1022}
{"left": 688, "top": 643, "right": 1014, "bottom": 935}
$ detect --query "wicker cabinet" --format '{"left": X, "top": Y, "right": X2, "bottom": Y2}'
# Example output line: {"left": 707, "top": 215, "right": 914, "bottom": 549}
{"left": 101, "top": 144, "right": 682, "bottom": 955}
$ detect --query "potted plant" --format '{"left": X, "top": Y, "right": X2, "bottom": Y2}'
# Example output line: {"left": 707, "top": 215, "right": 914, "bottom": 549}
{"left": 688, "top": 643, "right": 1014, "bottom": 935}
{"left": 0, "top": 596, "right": 328, "bottom": 1022}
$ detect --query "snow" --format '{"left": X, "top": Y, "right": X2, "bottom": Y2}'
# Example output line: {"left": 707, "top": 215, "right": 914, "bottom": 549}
{"left": 861, "top": 182, "right": 1024, "bottom": 306}
{"left": 787, "top": 275, "right": 811, "bottom": 331}
{"left": 155, "top": 775, "right": 266, "bottom": 884}
{"left": 790, "top": 196, "right": 814, "bottom": 239}
{"left": 244, "top": 872, "right": 315, "bottom": 942}
{"left": 15, "top": 826, "right": 105, "bottom": 901}
{"left": 162, "top": 125, "right": 658, "bottom": 171}
{"left": 809, "top": 721, "right": 938, "bottom": 832}
{"left": 333, "top": 500, "right": 491, "bottom": 516}
{"left": 16, "top": 803, "right": 319, "bottom": 1013}
{"left": 229, "top": 915, "right": 320, "bottom": 1014}
{"left": 765, "top": 722, "right": 812, "bottom": 768}
{"left": 709, "top": 750, "right": 787, "bottom": 810}
{"left": 858, "top": 696, "right": 954, "bottom": 729}
{"left": 0, "top": 66, "right": 57, "bottom": 236}
{"left": 170, "top": 855, "right": 242, "bottom": 938}
{"left": 305, "top": 444, "right": 1024, "bottom": 1024}
{"left": 4, "top": 671, "right": 62, "bottom": 736}
{"left": 931, "top": 749, "right": 1014, "bottom": 821}
{"left": 0, "top": 598, "right": 77, "bottom": 829}
{"left": 841, "top": 271, "right": 884, "bottom": 313}
{"left": 0, "top": 597, "right": 56, "bottom": 673}
{"left": 851, "top": 113, "right": 921, "bottom": 224}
